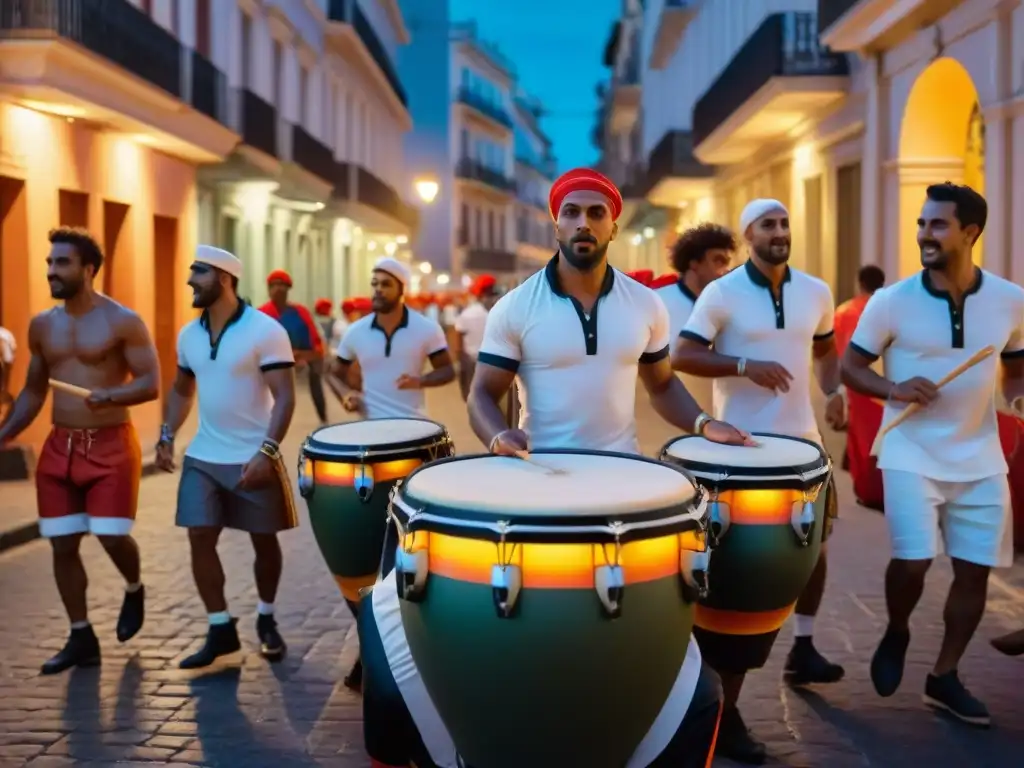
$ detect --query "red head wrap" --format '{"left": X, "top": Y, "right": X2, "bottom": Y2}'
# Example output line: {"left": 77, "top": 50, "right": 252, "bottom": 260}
{"left": 470, "top": 274, "right": 498, "bottom": 297}
{"left": 266, "top": 269, "right": 292, "bottom": 287}
{"left": 314, "top": 298, "right": 332, "bottom": 316}
{"left": 548, "top": 168, "right": 623, "bottom": 221}
{"left": 353, "top": 297, "right": 373, "bottom": 314}
{"left": 341, "top": 299, "right": 355, "bottom": 314}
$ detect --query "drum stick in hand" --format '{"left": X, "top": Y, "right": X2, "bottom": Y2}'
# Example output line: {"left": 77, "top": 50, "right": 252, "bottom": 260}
{"left": 48, "top": 379, "right": 93, "bottom": 399}
{"left": 513, "top": 450, "right": 567, "bottom": 475}
{"left": 870, "top": 345, "right": 995, "bottom": 456}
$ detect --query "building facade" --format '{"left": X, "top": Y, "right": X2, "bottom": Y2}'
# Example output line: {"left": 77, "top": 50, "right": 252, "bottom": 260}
{"left": 513, "top": 94, "right": 556, "bottom": 276}
{"left": 633, "top": 0, "right": 1024, "bottom": 298}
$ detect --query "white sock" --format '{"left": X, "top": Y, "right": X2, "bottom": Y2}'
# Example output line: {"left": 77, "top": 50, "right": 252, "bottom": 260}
{"left": 257, "top": 601, "right": 274, "bottom": 616}
{"left": 70, "top": 620, "right": 90, "bottom": 630}
{"left": 794, "top": 614, "right": 815, "bottom": 638}
{"left": 125, "top": 582, "right": 143, "bottom": 593}
{"left": 208, "top": 611, "right": 232, "bottom": 626}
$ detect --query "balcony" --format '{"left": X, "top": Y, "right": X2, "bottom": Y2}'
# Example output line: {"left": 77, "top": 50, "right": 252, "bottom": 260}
{"left": 639, "top": 130, "right": 714, "bottom": 207}
{"left": 0, "top": 0, "right": 238, "bottom": 163}
{"left": 292, "top": 126, "right": 335, "bottom": 185}
{"left": 326, "top": 0, "right": 408, "bottom": 121}
{"left": 239, "top": 90, "right": 277, "bottom": 159}
{"left": 465, "top": 247, "right": 518, "bottom": 273}
{"left": 456, "top": 158, "right": 517, "bottom": 195}
{"left": 608, "top": 46, "right": 641, "bottom": 134}
{"left": 648, "top": 0, "right": 697, "bottom": 71}
{"left": 692, "top": 12, "right": 849, "bottom": 165}
{"left": 515, "top": 153, "right": 557, "bottom": 180}
{"left": 357, "top": 166, "right": 417, "bottom": 231}
{"left": 817, "top": 0, "right": 958, "bottom": 52}
{"left": 456, "top": 87, "right": 514, "bottom": 132}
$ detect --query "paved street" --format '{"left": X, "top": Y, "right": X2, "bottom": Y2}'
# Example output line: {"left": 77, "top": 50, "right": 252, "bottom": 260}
{"left": 1, "top": 380, "right": 1023, "bottom": 767}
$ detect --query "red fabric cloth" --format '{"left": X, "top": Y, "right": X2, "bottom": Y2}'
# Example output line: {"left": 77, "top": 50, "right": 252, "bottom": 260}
{"left": 627, "top": 270, "right": 654, "bottom": 286}
{"left": 471, "top": 274, "right": 497, "bottom": 297}
{"left": 258, "top": 301, "right": 323, "bottom": 353}
{"left": 548, "top": 168, "right": 623, "bottom": 221}
{"left": 834, "top": 294, "right": 869, "bottom": 356}
{"left": 649, "top": 273, "right": 679, "bottom": 290}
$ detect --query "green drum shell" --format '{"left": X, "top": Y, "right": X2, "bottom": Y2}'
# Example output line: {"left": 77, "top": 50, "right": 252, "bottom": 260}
{"left": 392, "top": 450, "right": 705, "bottom": 768}
{"left": 299, "top": 425, "right": 453, "bottom": 604}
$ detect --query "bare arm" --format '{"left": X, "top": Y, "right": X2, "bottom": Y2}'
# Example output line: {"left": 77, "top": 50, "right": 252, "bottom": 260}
{"left": 327, "top": 357, "right": 359, "bottom": 400}
{"left": 468, "top": 363, "right": 517, "bottom": 448}
{"left": 672, "top": 336, "right": 742, "bottom": 378}
{"left": 812, "top": 336, "right": 842, "bottom": 394}
{"left": 263, "top": 366, "right": 296, "bottom": 444}
{"left": 105, "top": 312, "right": 160, "bottom": 406}
{"left": 639, "top": 355, "right": 703, "bottom": 431}
{"left": 0, "top": 359, "right": 10, "bottom": 397}
{"left": 161, "top": 368, "right": 196, "bottom": 439}
{"left": 0, "top": 316, "right": 50, "bottom": 443}
{"left": 421, "top": 349, "right": 456, "bottom": 387}
{"left": 840, "top": 346, "right": 895, "bottom": 399}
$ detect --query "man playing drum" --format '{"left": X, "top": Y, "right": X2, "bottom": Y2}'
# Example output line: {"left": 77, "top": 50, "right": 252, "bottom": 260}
{"left": 842, "top": 183, "right": 1024, "bottom": 726}
{"left": 329, "top": 257, "right": 455, "bottom": 420}
{"left": 157, "top": 246, "right": 299, "bottom": 670}
{"left": 673, "top": 199, "right": 847, "bottom": 763}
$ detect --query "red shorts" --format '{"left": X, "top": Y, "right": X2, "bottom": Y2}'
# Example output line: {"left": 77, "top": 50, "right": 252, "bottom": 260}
{"left": 35, "top": 424, "right": 142, "bottom": 538}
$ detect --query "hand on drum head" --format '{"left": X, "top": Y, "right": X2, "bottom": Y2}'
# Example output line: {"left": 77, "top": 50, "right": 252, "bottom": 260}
{"left": 342, "top": 392, "right": 365, "bottom": 413}
{"left": 889, "top": 377, "right": 939, "bottom": 406}
{"left": 703, "top": 419, "right": 758, "bottom": 447}
{"left": 490, "top": 428, "right": 530, "bottom": 455}
{"left": 744, "top": 360, "right": 793, "bottom": 393}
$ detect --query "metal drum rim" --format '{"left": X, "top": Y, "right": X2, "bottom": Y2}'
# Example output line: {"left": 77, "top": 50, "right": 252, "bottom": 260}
{"left": 658, "top": 432, "right": 831, "bottom": 489}
{"left": 388, "top": 448, "right": 708, "bottom": 544}
{"left": 300, "top": 417, "right": 451, "bottom": 460}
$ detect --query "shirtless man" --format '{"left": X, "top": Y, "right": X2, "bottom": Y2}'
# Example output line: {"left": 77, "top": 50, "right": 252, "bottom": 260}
{"left": 0, "top": 227, "right": 159, "bottom": 674}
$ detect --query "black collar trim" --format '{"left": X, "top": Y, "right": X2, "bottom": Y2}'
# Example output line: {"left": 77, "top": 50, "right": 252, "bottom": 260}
{"left": 677, "top": 279, "right": 698, "bottom": 303}
{"left": 743, "top": 259, "right": 790, "bottom": 329}
{"left": 371, "top": 305, "right": 410, "bottom": 357}
{"left": 543, "top": 253, "right": 615, "bottom": 355}
{"left": 921, "top": 268, "right": 983, "bottom": 348}
{"left": 200, "top": 300, "right": 247, "bottom": 360}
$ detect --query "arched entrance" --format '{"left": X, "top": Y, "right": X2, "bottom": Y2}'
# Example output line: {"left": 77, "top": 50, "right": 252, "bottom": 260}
{"left": 897, "top": 57, "right": 984, "bottom": 276}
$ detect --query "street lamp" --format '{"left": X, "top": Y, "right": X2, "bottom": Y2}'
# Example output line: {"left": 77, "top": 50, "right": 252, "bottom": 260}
{"left": 414, "top": 178, "right": 440, "bottom": 204}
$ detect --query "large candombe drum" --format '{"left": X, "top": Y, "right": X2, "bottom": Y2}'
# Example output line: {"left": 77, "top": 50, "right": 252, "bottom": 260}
{"left": 660, "top": 433, "right": 831, "bottom": 672}
{"left": 297, "top": 418, "right": 453, "bottom": 606}
{"left": 389, "top": 450, "right": 710, "bottom": 768}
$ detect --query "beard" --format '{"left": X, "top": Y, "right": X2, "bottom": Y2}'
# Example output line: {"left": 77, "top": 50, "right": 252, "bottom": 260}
{"left": 49, "top": 276, "right": 83, "bottom": 300}
{"left": 372, "top": 295, "right": 400, "bottom": 313}
{"left": 558, "top": 236, "right": 608, "bottom": 272}
{"left": 753, "top": 238, "right": 791, "bottom": 265}
{"left": 191, "top": 281, "right": 223, "bottom": 308}
{"left": 919, "top": 239, "right": 951, "bottom": 269}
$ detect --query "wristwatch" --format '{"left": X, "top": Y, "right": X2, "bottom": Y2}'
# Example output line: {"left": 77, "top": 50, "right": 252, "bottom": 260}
{"left": 158, "top": 423, "right": 174, "bottom": 445}
{"left": 693, "top": 412, "right": 713, "bottom": 436}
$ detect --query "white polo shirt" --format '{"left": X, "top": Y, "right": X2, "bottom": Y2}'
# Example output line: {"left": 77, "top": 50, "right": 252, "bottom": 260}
{"left": 656, "top": 280, "right": 712, "bottom": 413}
{"left": 454, "top": 301, "right": 489, "bottom": 358}
{"left": 850, "top": 268, "right": 1024, "bottom": 482}
{"left": 478, "top": 255, "right": 671, "bottom": 454}
{"left": 336, "top": 306, "right": 448, "bottom": 420}
{"left": 681, "top": 260, "right": 834, "bottom": 444}
{"left": 177, "top": 303, "right": 295, "bottom": 464}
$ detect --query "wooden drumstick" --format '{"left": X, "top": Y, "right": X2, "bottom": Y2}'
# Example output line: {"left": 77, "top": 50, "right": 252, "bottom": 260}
{"left": 49, "top": 379, "right": 93, "bottom": 399}
{"left": 513, "top": 450, "right": 567, "bottom": 475}
{"left": 870, "top": 345, "right": 995, "bottom": 456}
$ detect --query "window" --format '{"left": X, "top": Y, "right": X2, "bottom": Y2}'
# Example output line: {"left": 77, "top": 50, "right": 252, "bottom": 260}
{"left": 460, "top": 128, "right": 469, "bottom": 159}
{"left": 298, "top": 65, "right": 309, "bottom": 126}
{"left": 474, "top": 208, "right": 482, "bottom": 246}
{"left": 272, "top": 39, "right": 283, "bottom": 108}
{"left": 498, "top": 215, "right": 505, "bottom": 250}
{"left": 487, "top": 211, "right": 495, "bottom": 248}
{"left": 195, "top": 0, "right": 210, "bottom": 57}
{"left": 240, "top": 12, "right": 252, "bottom": 89}
{"left": 169, "top": 0, "right": 179, "bottom": 35}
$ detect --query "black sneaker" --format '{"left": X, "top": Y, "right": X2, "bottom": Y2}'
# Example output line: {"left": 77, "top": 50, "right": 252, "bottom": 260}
{"left": 784, "top": 637, "right": 845, "bottom": 686}
{"left": 924, "top": 671, "right": 990, "bottom": 727}
{"left": 179, "top": 619, "right": 242, "bottom": 669}
{"left": 116, "top": 586, "right": 145, "bottom": 643}
{"left": 870, "top": 628, "right": 910, "bottom": 697}
{"left": 344, "top": 656, "right": 363, "bottom": 692}
{"left": 41, "top": 625, "right": 101, "bottom": 675}
{"left": 714, "top": 705, "right": 767, "bottom": 765}
{"left": 256, "top": 614, "right": 286, "bottom": 661}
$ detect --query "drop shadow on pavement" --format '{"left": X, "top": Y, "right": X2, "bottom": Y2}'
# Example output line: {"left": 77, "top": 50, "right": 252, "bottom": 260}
{"left": 269, "top": 658, "right": 336, "bottom": 738}
{"left": 60, "top": 665, "right": 104, "bottom": 760}
{"left": 191, "top": 667, "right": 320, "bottom": 767}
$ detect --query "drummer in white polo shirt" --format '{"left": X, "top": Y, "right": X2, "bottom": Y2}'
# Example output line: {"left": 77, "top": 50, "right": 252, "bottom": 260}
{"left": 656, "top": 223, "right": 736, "bottom": 413}
{"left": 673, "top": 198, "right": 847, "bottom": 764}
{"left": 842, "top": 182, "right": 1024, "bottom": 726}
{"left": 329, "top": 257, "right": 455, "bottom": 420}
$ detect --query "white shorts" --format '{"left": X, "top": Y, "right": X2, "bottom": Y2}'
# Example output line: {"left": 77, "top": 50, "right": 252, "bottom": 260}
{"left": 882, "top": 470, "right": 1013, "bottom": 568}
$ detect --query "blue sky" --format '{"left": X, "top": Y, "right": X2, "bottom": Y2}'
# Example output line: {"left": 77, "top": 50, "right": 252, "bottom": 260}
{"left": 449, "top": 0, "right": 621, "bottom": 173}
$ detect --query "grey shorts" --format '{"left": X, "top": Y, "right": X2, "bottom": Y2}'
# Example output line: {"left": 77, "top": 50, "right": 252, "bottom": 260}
{"left": 175, "top": 456, "right": 299, "bottom": 534}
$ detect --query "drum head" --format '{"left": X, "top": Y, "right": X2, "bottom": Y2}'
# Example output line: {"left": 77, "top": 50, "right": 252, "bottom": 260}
{"left": 661, "top": 433, "right": 827, "bottom": 480}
{"left": 303, "top": 418, "right": 446, "bottom": 459}
{"left": 397, "top": 451, "right": 700, "bottom": 540}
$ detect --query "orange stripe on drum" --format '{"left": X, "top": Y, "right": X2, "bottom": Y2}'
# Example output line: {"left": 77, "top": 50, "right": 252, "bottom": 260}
{"left": 334, "top": 573, "right": 378, "bottom": 602}
{"left": 693, "top": 603, "right": 796, "bottom": 635}
{"left": 705, "top": 702, "right": 723, "bottom": 768}
{"left": 402, "top": 531, "right": 704, "bottom": 589}
{"left": 718, "top": 489, "right": 802, "bottom": 526}
{"left": 312, "top": 458, "right": 423, "bottom": 487}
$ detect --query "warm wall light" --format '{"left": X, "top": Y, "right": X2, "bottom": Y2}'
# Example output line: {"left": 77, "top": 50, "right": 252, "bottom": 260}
{"left": 384, "top": 242, "right": 397, "bottom": 255}
{"left": 436, "top": 273, "right": 450, "bottom": 285}
{"left": 414, "top": 178, "right": 440, "bottom": 203}
{"left": 21, "top": 100, "right": 86, "bottom": 119}
{"left": 643, "top": 227, "right": 655, "bottom": 239}
{"left": 396, "top": 235, "right": 409, "bottom": 244}
{"left": 631, "top": 233, "right": 643, "bottom": 245}
{"left": 418, "top": 261, "right": 433, "bottom": 274}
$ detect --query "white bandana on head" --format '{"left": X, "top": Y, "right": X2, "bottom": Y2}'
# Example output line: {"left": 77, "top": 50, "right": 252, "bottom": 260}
{"left": 739, "top": 199, "right": 789, "bottom": 238}
{"left": 194, "top": 245, "right": 242, "bottom": 279}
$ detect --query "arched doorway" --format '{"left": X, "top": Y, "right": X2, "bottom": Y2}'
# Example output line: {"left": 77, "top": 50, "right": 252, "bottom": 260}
{"left": 897, "top": 57, "right": 983, "bottom": 276}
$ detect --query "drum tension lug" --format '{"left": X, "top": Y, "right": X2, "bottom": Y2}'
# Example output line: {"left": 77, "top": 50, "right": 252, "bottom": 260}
{"left": 709, "top": 499, "right": 730, "bottom": 546}
{"left": 396, "top": 549, "right": 428, "bottom": 602}
{"left": 595, "top": 564, "right": 625, "bottom": 619}
{"left": 491, "top": 564, "right": 522, "bottom": 619}
{"left": 354, "top": 464, "right": 375, "bottom": 503}
{"left": 679, "top": 549, "right": 710, "bottom": 603}
{"left": 791, "top": 500, "right": 815, "bottom": 547}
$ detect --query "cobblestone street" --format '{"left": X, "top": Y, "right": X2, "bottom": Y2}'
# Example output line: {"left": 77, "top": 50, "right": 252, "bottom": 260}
{"left": 1, "top": 381, "right": 1023, "bottom": 766}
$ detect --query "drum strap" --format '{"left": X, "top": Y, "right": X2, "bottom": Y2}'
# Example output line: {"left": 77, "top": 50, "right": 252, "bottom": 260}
{"left": 626, "top": 637, "right": 703, "bottom": 768}
{"left": 371, "top": 574, "right": 460, "bottom": 768}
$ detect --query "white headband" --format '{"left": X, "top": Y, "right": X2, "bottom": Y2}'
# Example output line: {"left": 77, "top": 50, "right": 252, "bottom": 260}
{"left": 739, "top": 199, "right": 789, "bottom": 237}
{"left": 194, "top": 245, "right": 242, "bottom": 278}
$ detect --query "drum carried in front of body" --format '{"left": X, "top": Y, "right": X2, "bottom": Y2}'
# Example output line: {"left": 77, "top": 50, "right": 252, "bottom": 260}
{"left": 660, "top": 434, "right": 831, "bottom": 673}
{"left": 298, "top": 418, "right": 453, "bottom": 605}
{"left": 388, "top": 450, "right": 710, "bottom": 768}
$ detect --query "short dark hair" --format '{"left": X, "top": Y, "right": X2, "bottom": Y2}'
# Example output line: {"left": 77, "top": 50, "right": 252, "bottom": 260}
{"left": 669, "top": 223, "right": 737, "bottom": 273}
{"left": 858, "top": 265, "right": 885, "bottom": 293}
{"left": 48, "top": 227, "right": 104, "bottom": 275}
{"left": 925, "top": 182, "right": 987, "bottom": 242}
